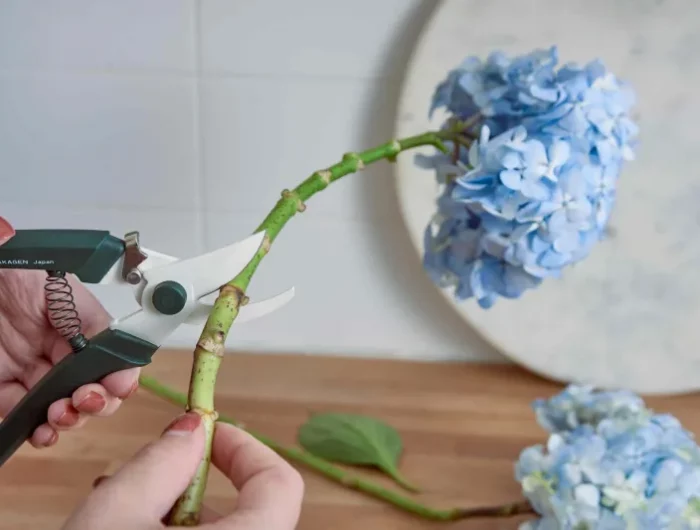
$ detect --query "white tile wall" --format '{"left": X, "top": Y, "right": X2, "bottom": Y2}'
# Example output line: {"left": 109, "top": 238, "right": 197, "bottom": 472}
{"left": 0, "top": 0, "right": 505, "bottom": 362}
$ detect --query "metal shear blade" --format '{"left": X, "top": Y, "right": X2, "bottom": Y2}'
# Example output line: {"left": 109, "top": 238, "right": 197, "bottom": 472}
{"left": 192, "top": 286, "right": 296, "bottom": 324}
{"left": 109, "top": 231, "right": 294, "bottom": 345}
{"left": 99, "top": 232, "right": 294, "bottom": 327}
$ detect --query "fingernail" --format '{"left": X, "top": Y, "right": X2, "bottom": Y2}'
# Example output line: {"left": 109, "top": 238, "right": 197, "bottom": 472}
{"left": 162, "top": 412, "right": 201, "bottom": 436}
{"left": 0, "top": 216, "right": 15, "bottom": 245}
{"left": 36, "top": 430, "right": 58, "bottom": 448}
{"left": 124, "top": 380, "right": 139, "bottom": 399}
{"left": 56, "top": 407, "right": 80, "bottom": 428}
{"left": 44, "top": 430, "right": 58, "bottom": 447}
{"left": 76, "top": 391, "right": 106, "bottom": 414}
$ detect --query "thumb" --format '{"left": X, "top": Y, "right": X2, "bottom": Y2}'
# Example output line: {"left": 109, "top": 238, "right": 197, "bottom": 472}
{"left": 0, "top": 216, "right": 15, "bottom": 245}
{"left": 77, "top": 412, "right": 206, "bottom": 525}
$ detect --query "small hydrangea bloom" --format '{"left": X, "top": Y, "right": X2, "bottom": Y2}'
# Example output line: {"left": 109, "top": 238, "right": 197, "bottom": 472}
{"left": 422, "top": 45, "right": 638, "bottom": 306}
{"left": 516, "top": 386, "right": 700, "bottom": 529}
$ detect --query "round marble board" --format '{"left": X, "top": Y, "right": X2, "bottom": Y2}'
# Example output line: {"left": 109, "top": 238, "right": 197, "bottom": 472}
{"left": 392, "top": 0, "right": 700, "bottom": 395}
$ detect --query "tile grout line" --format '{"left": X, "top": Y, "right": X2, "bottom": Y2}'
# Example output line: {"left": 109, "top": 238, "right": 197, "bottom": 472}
{"left": 0, "top": 68, "right": 395, "bottom": 83}
{"left": 193, "top": 0, "right": 207, "bottom": 253}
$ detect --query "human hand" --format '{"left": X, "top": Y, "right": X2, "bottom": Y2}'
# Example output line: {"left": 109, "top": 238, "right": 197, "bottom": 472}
{"left": 0, "top": 216, "right": 140, "bottom": 448}
{"left": 62, "top": 413, "right": 304, "bottom": 529}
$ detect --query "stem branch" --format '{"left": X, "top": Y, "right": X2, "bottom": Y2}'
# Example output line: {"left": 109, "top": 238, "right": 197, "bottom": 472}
{"left": 167, "top": 130, "right": 463, "bottom": 524}
{"left": 140, "top": 375, "right": 533, "bottom": 522}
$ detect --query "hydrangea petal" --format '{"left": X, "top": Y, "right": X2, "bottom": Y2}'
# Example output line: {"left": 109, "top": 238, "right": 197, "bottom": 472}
{"left": 521, "top": 179, "right": 551, "bottom": 201}
{"left": 500, "top": 169, "right": 524, "bottom": 190}
{"left": 549, "top": 140, "right": 571, "bottom": 167}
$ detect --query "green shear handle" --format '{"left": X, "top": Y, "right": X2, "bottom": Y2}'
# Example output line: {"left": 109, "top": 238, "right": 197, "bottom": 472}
{"left": 0, "top": 328, "right": 157, "bottom": 468}
{"left": 0, "top": 229, "right": 126, "bottom": 283}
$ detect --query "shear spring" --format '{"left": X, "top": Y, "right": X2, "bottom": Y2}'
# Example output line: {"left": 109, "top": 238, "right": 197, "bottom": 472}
{"left": 45, "top": 271, "right": 87, "bottom": 351}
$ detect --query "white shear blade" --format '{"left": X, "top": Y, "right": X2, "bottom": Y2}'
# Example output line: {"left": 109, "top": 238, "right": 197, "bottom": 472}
{"left": 111, "top": 305, "right": 191, "bottom": 347}
{"left": 235, "top": 286, "right": 296, "bottom": 322}
{"left": 111, "top": 232, "right": 266, "bottom": 345}
{"left": 184, "top": 287, "right": 295, "bottom": 326}
{"left": 142, "top": 231, "right": 266, "bottom": 300}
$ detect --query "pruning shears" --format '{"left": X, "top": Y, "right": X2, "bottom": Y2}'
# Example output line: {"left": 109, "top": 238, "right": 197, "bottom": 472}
{"left": 0, "top": 228, "right": 294, "bottom": 467}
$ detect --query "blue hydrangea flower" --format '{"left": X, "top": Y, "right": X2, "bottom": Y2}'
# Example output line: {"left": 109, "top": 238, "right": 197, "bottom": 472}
{"left": 516, "top": 386, "right": 700, "bottom": 529}
{"left": 431, "top": 46, "right": 562, "bottom": 125}
{"left": 421, "top": 45, "right": 638, "bottom": 307}
{"left": 421, "top": 189, "right": 542, "bottom": 309}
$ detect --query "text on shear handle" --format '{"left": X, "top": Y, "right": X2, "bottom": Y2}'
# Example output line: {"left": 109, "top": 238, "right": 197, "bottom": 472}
{"left": 0, "top": 259, "right": 56, "bottom": 266}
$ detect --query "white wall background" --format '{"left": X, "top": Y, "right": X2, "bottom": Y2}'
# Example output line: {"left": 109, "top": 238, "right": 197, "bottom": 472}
{"left": 0, "top": 0, "right": 504, "bottom": 362}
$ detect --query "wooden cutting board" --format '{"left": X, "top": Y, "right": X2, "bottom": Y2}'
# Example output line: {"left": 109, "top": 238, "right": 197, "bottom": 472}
{"left": 2, "top": 351, "right": 700, "bottom": 530}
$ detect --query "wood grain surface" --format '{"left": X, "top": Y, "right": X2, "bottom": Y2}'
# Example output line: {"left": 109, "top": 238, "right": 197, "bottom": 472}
{"left": 2, "top": 351, "right": 700, "bottom": 530}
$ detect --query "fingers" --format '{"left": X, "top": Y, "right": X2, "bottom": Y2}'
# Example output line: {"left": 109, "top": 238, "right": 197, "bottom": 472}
{"left": 91, "top": 474, "right": 223, "bottom": 523}
{"left": 62, "top": 412, "right": 207, "bottom": 528}
{"left": 70, "top": 420, "right": 303, "bottom": 530}
{"left": 46, "top": 398, "right": 89, "bottom": 431}
{"left": 0, "top": 381, "right": 60, "bottom": 448}
{"left": 71, "top": 368, "right": 139, "bottom": 420}
{"left": 198, "top": 505, "right": 224, "bottom": 524}
{"left": 0, "top": 383, "right": 87, "bottom": 450}
{"left": 33, "top": 380, "right": 131, "bottom": 449}
{"left": 72, "top": 383, "right": 122, "bottom": 416}
{"left": 71, "top": 412, "right": 206, "bottom": 525}
{"left": 99, "top": 366, "right": 140, "bottom": 401}
{"left": 5, "top": 371, "right": 132, "bottom": 452}
{"left": 29, "top": 423, "right": 58, "bottom": 448}
{"left": 0, "top": 373, "right": 132, "bottom": 453}
{"left": 0, "top": 216, "right": 15, "bottom": 245}
{"left": 206, "top": 423, "right": 304, "bottom": 530}
{"left": 0, "top": 381, "right": 26, "bottom": 419}
{"left": 21, "top": 358, "right": 116, "bottom": 416}
{"left": 20, "top": 360, "right": 92, "bottom": 431}
{"left": 11, "top": 336, "right": 138, "bottom": 453}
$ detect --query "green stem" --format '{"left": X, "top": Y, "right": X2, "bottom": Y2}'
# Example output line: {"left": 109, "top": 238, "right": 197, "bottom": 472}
{"left": 167, "top": 130, "right": 460, "bottom": 524}
{"left": 139, "top": 375, "right": 534, "bottom": 522}
{"left": 167, "top": 355, "right": 219, "bottom": 525}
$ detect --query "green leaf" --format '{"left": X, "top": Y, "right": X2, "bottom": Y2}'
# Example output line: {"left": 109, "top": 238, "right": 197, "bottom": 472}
{"left": 297, "top": 412, "right": 420, "bottom": 492}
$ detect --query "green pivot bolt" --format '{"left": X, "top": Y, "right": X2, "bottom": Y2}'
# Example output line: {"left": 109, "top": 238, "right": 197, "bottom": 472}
{"left": 151, "top": 281, "right": 188, "bottom": 315}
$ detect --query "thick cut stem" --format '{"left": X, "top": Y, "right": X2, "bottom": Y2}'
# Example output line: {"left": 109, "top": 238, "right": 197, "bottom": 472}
{"left": 167, "top": 287, "right": 244, "bottom": 525}
{"left": 140, "top": 376, "right": 534, "bottom": 522}
{"left": 167, "top": 131, "right": 455, "bottom": 524}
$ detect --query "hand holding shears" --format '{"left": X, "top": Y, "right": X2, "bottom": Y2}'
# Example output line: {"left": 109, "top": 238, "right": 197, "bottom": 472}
{"left": 0, "top": 218, "right": 294, "bottom": 467}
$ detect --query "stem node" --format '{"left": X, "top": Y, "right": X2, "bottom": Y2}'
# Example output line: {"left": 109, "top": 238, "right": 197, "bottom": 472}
{"left": 220, "top": 284, "right": 246, "bottom": 299}
{"left": 191, "top": 407, "right": 218, "bottom": 420}
{"left": 281, "top": 189, "right": 306, "bottom": 212}
{"left": 342, "top": 152, "right": 365, "bottom": 170}
{"left": 315, "top": 169, "right": 333, "bottom": 187}
{"left": 196, "top": 337, "right": 225, "bottom": 357}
